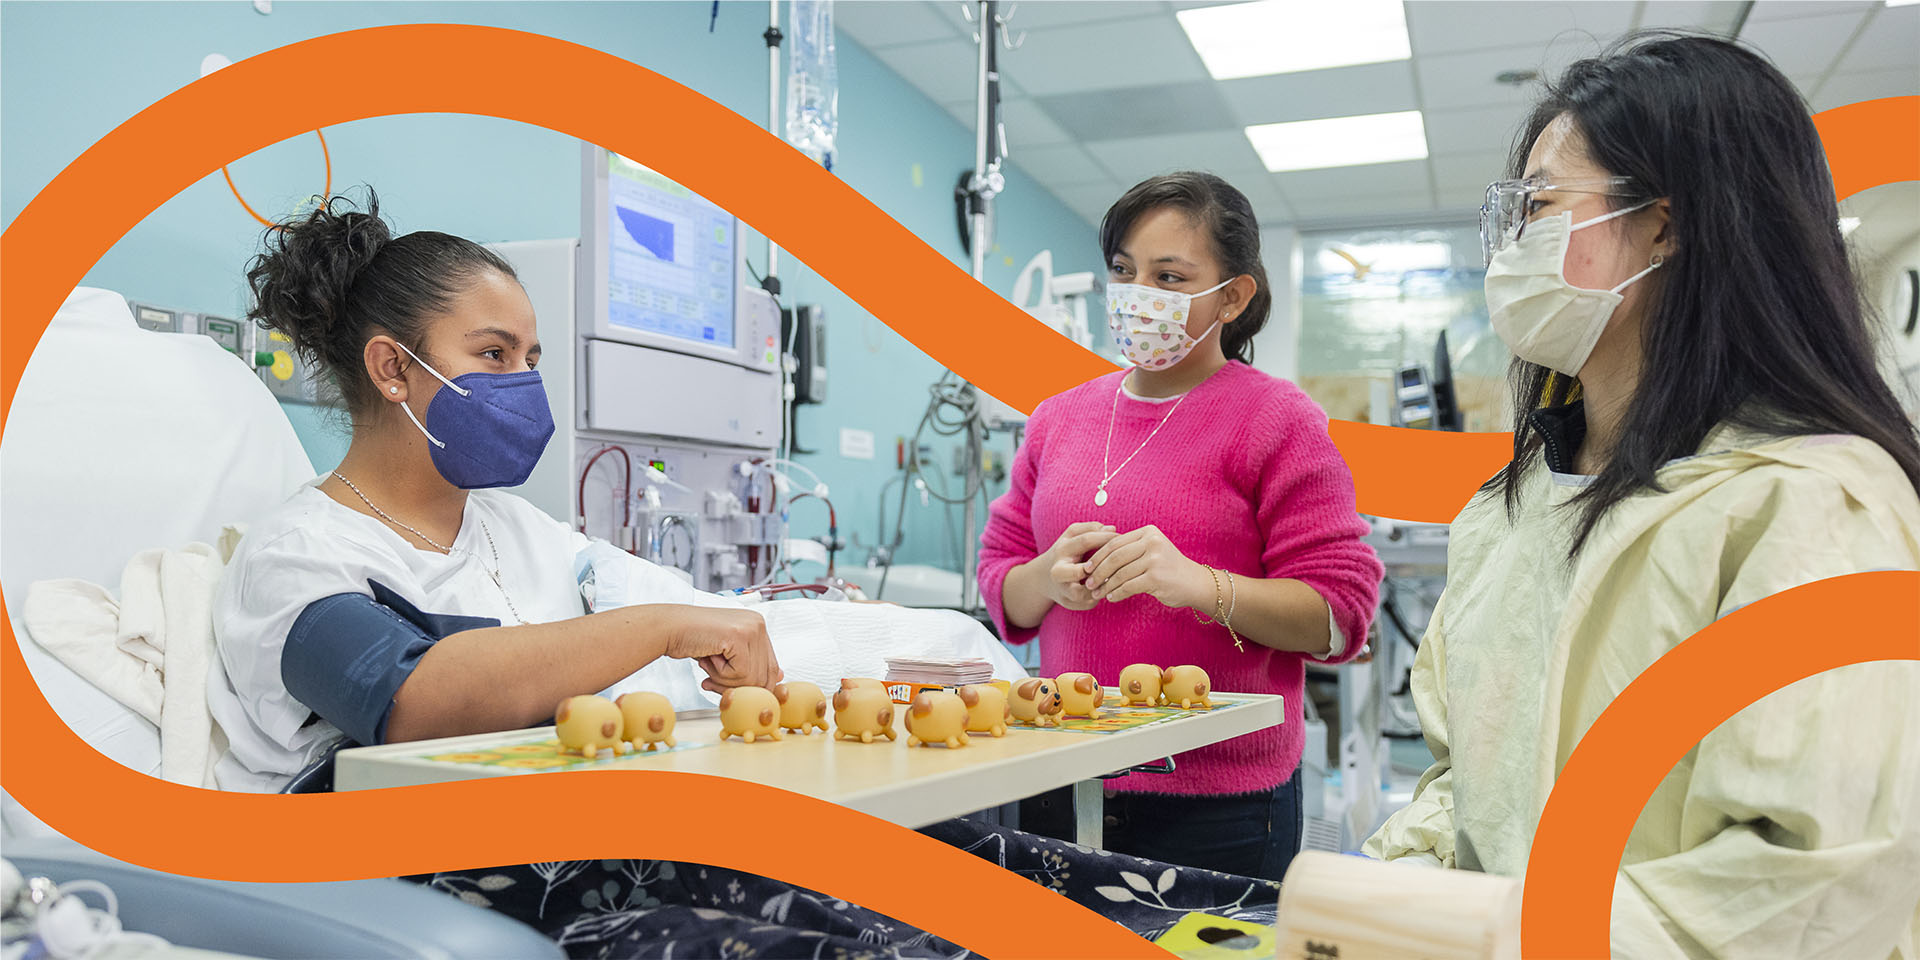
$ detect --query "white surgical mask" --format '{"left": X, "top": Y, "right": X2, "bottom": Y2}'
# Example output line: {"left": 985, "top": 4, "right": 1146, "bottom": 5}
{"left": 1106, "top": 278, "right": 1233, "bottom": 370}
{"left": 1484, "top": 201, "right": 1662, "bottom": 377}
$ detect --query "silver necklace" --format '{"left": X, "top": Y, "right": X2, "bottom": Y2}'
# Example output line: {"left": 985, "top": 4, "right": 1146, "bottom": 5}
{"left": 1096, "top": 380, "right": 1192, "bottom": 506}
{"left": 330, "top": 471, "right": 525, "bottom": 624}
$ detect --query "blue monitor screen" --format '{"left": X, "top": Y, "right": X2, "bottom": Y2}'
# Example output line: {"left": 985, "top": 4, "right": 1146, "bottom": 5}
{"left": 605, "top": 155, "right": 735, "bottom": 349}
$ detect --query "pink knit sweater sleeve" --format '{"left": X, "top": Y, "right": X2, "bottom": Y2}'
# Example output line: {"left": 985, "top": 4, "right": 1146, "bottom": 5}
{"left": 977, "top": 399, "right": 1048, "bottom": 645}
{"left": 1241, "top": 384, "right": 1383, "bottom": 663}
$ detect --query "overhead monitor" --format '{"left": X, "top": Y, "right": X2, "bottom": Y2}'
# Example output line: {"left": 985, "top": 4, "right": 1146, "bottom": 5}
{"left": 579, "top": 144, "right": 781, "bottom": 372}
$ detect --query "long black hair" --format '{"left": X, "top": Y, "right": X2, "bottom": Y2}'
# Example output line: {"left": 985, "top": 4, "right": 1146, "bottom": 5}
{"left": 245, "top": 188, "right": 517, "bottom": 418}
{"left": 1099, "top": 172, "right": 1272, "bottom": 364}
{"left": 1484, "top": 32, "right": 1920, "bottom": 555}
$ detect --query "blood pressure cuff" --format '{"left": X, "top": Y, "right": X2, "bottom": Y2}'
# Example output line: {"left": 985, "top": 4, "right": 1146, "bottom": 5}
{"left": 280, "top": 579, "right": 502, "bottom": 746}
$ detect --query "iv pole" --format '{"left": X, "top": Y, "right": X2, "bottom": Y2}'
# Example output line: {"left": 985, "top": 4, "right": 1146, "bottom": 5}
{"left": 765, "top": 0, "right": 784, "bottom": 292}
{"left": 954, "top": 1, "right": 1021, "bottom": 612}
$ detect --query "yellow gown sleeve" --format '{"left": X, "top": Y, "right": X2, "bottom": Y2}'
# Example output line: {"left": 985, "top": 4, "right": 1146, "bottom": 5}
{"left": 1612, "top": 467, "right": 1920, "bottom": 959}
{"left": 1363, "top": 595, "right": 1457, "bottom": 867}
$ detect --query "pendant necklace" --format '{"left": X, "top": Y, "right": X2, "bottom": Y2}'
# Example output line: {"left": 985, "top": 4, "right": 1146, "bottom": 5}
{"left": 331, "top": 472, "right": 526, "bottom": 624}
{"left": 1095, "top": 379, "right": 1191, "bottom": 507}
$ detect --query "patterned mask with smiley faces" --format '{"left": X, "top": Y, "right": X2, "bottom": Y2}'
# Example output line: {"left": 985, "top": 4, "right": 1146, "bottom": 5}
{"left": 1105, "top": 279, "right": 1231, "bottom": 370}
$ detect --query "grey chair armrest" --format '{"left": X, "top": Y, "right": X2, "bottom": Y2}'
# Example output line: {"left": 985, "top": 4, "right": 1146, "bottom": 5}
{"left": 4, "top": 834, "right": 564, "bottom": 960}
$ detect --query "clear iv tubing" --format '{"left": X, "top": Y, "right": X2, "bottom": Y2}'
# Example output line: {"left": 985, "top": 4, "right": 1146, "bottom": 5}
{"left": 760, "top": 458, "right": 826, "bottom": 492}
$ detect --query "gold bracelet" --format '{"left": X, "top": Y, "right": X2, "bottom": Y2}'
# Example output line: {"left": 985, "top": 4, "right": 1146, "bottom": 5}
{"left": 1192, "top": 564, "right": 1222, "bottom": 625}
{"left": 1224, "top": 570, "right": 1243, "bottom": 652}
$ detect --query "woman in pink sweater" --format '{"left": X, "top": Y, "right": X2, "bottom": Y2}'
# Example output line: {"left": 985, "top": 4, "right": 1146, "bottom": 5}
{"left": 979, "top": 172, "right": 1383, "bottom": 881}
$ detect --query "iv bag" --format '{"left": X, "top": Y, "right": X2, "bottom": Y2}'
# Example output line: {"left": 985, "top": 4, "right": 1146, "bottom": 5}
{"left": 786, "top": 0, "right": 839, "bottom": 170}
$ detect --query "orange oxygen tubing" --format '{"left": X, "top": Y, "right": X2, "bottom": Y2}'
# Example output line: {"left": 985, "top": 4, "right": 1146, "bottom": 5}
{"left": 224, "top": 129, "right": 332, "bottom": 229}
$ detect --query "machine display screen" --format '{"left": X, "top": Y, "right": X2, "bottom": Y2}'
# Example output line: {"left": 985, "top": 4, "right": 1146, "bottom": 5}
{"left": 605, "top": 155, "right": 735, "bottom": 349}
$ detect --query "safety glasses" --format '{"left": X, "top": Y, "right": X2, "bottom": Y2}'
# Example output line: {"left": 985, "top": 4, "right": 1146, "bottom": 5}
{"left": 1480, "top": 176, "right": 1641, "bottom": 266}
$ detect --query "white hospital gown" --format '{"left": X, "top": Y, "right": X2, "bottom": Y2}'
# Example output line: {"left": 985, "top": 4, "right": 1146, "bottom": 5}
{"left": 1362, "top": 427, "right": 1920, "bottom": 958}
{"left": 211, "top": 483, "right": 1024, "bottom": 793}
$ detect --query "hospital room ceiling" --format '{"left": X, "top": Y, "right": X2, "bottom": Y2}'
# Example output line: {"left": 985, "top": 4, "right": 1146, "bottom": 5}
{"left": 836, "top": 0, "right": 1920, "bottom": 230}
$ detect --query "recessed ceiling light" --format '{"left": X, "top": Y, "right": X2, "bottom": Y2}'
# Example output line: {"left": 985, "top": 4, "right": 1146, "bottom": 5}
{"left": 1177, "top": 0, "right": 1411, "bottom": 80}
{"left": 1885, "top": 0, "right": 1918, "bottom": 8}
{"left": 1246, "top": 111, "right": 1430, "bottom": 172}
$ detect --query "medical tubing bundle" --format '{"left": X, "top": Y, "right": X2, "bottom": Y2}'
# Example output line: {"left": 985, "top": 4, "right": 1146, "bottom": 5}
{"left": 742, "top": 458, "right": 832, "bottom": 587}
{"left": 882, "top": 371, "right": 992, "bottom": 603}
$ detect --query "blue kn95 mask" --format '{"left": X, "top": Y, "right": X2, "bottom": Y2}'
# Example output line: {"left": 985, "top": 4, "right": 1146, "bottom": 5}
{"left": 393, "top": 341, "right": 555, "bottom": 489}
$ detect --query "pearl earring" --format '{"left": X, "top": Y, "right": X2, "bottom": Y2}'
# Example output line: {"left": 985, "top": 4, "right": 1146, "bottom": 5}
{"left": 389, "top": 386, "right": 399, "bottom": 394}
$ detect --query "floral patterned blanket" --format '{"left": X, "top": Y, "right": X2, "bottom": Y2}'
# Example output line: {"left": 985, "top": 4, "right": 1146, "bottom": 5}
{"left": 405, "top": 817, "right": 1281, "bottom": 959}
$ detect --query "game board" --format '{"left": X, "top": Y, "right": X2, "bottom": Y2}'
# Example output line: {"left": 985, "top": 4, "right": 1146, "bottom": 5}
{"left": 1009, "top": 699, "right": 1245, "bottom": 735}
{"left": 421, "top": 737, "right": 712, "bottom": 770}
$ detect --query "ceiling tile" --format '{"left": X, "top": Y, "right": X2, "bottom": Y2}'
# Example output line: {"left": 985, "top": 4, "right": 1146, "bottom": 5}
{"left": 1219, "top": 61, "right": 1420, "bottom": 127}
{"left": 1745, "top": 1, "right": 1878, "bottom": 24}
{"left": 999, "top": 15, "right": 1209, "bottom": 97}
{"left": 1085, "top": 130, "right": 1271, "bottom": 187}
{"left": 1431, "top": 152, "right": 1508, "bottom": 197}
{"left": 1229, "top": 173, "right": 1294, "bottom": 223}
{"left": 1047, "top": 181, "right": 1126, "bottom": 224}
{"left": 1038, "top": 82, "right": 1239, "bottom": 141}
{"left": 1415, "top": 35, "right": 1617, "bottom": 111}
{"left": 1635, "top": 1, "right": 1747, "bottom": 34}
{"left": 1286, "top": 189, "right": 1436, "bottom": 222}
{"left": 1003, "top": 99, "right": 1075, "bottom": 146}
{"left": 1789, "top": 74, "right": 1827, "bottom": 101}
{"left": 940, "top": 96, "right": 1077, "bottom": 148}
{"left": 1422, "top": 104, "right": 1529, "bottom": 158}
{"left": 835, "top": 1, "right": 962, "bottom": 49}
{"left": 1434, "top": 179, "right": 1497, "bottom": 212}
{"left": 874, "top": 36, "right": 1027, "bottom": 105}
{"left": 1837, "top": 5, "right": 1920, "bottom": 74}
{"left": 1813, "top": 68, "right": 1920, "bottom": 112}
{"left": 1404, "top": 1, "right": 1636, "bottom": 58}
{"left": 1740, "top": 11, "right": 1868, "bottom": 78}
{"left": 993, "top": 1, "right": 1171, "bottom": 30}
{"left": 1009, "top": 144, "right": 1112, "bottom": 184}
{"left": 1275, "top": 160, "right": 1430, "bottom": 200}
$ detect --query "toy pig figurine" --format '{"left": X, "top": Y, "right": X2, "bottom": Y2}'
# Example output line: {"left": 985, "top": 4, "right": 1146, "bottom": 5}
{"left": 904, "top": 691, "right": 970, "bottom": 749}
{"left": 1008, "top": 678, "right": 1063, "bottom": 728}
{"left": 718, "top": 686, "right": 786, "bottom": 743}
{"left": 832, "top": 686, "right": 896, "bottom": 743}
{"left": 615, "top": 692, "right": 677, "bottom": 752}
{"left": 1118, "top": 663, "right": 1164, "bottom": 707}
{"left": 775, "top": 681, "right": 829, "bottom": 735}
{"left": 556, "top": 695, "right": 628, "bottom": 758}
{"left": 1055, "top": 672, "right": 1106, "bottom": 720}
{"left": 958, "top": 683, "right": 1009, "bottom": 738}
{"left": 1161, "top": 665, "right": 1214, "bottom": 709}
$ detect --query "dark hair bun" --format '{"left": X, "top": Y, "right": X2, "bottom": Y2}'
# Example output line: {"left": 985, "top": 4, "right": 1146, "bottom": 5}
{"left": 245, "top": 189, "right": 391, "bottom": 369}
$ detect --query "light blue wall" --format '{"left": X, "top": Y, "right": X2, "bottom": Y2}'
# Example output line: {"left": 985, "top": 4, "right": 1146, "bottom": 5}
{"left": 1, "top": 1, "right": 1106, "bottom": 573}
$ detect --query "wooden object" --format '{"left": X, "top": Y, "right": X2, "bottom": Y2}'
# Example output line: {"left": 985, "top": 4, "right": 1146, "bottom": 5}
{"left": 1274, "top": 852, "right": 1520, "bottom": 960}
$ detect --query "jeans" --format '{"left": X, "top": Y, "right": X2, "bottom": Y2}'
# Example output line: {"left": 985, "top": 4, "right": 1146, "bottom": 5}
{"left": 1017, "top": 770, "right": 1304, "bottom": 881}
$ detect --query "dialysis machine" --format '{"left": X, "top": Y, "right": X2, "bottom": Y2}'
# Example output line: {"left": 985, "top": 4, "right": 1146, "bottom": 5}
{"left": 494, "top": 145, "right": 789, "bottom": 591}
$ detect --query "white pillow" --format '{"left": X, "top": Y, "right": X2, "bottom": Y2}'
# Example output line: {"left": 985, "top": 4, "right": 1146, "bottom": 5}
{"left": 1, "top": 287, "right": 316, "bottom": 831}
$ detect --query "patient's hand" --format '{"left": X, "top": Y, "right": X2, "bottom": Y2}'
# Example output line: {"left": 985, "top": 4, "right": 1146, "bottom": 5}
{"left": 665, "top": 608, "right": 784, "bottom": 692}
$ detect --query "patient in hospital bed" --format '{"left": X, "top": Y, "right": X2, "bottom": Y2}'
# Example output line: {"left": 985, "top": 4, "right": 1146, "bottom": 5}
{"left": 195, "top": 191, "right": 1276, "bottom": 957}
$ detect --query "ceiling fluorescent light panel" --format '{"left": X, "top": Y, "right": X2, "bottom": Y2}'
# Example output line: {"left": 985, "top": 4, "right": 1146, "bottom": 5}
{"left": 1246, "top": 110, "right": 1430, "bottom": 172}
{"left": 1178, "top": 0, "right": 1412, "bottom": 80}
